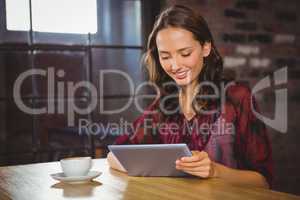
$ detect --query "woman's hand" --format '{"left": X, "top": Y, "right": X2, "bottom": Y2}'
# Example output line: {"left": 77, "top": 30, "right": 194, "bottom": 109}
{"left": 175, "top": 151, "right": 217, "bottom": 178}
{"left": 107, "top": 152, "right": 127, "bottom": 172}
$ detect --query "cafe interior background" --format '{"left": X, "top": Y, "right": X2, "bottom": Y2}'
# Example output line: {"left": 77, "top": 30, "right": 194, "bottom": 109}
{"left": 0, "top": 0, "right": 299, "bottom": 195}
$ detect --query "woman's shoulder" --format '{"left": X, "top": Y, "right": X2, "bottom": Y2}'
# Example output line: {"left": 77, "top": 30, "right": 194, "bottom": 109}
{"left": 225, "top": 81, "right": 252, "bottom": 104}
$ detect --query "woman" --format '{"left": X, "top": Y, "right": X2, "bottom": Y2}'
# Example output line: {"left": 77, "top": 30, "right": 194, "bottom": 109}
{"left": 107, "top": 5, "right": 273, "bottom": 188}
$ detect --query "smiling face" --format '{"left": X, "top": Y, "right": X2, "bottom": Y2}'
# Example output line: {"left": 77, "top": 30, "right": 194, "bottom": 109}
{"left": 156, "top": 27, "right": 211, "bottom": 87}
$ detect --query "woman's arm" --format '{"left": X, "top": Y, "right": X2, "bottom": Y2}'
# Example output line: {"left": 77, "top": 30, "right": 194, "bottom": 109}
{"left": 213, "top": 161, "right": 269, "bottom": 188}
{"left": 176, "top": 151, "right": 269, "bottom": 188}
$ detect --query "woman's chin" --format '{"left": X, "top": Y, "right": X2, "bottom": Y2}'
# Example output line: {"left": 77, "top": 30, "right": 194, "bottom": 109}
{"left": 174, "top": 79, "right": 192, "bottom": 86}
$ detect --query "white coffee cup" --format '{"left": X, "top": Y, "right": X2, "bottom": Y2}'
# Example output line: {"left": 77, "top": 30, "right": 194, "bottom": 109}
{"left": 60, "top": 157, "right": 92, "bottom": 177}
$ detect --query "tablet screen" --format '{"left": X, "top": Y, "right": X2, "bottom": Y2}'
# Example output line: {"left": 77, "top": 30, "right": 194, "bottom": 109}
{"left": 108, "top": 144, "right": 192, "bottom": 177}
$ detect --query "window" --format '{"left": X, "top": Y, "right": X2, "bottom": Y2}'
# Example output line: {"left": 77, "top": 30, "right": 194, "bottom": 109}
{"left": 5, "top": 0, "right": 30, "bottom": 31}
{"left": 5, "top": 0, "right": 98, "bottom": 34}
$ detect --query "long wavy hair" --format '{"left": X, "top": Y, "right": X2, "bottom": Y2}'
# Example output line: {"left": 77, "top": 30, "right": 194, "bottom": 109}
{"left": 143, "top": 5, "right": 224, "bottom": 120}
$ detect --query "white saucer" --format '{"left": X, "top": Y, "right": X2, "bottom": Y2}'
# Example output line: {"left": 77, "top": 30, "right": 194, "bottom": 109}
{"left": 51, "top": 171, "right": 102, "bottom": 183}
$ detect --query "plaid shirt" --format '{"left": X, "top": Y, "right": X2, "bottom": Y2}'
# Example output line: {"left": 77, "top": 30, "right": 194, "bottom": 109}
{"left": 115, "top": 83, "right": 273, "bottom": 187}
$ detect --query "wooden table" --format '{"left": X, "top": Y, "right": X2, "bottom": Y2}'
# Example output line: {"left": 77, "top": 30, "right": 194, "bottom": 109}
{"left": 0, "top": 159, "right": 299, "bottom": 200}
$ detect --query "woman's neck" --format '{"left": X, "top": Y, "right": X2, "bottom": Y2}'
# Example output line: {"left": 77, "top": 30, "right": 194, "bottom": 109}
{"left": 179, "top": 80, "right": 199, "bottom": 121}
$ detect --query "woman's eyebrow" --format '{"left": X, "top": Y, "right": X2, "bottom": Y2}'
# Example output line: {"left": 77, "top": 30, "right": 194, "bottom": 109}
{"left": 177, "top": 47, "right": 193, "bottom": 52}
{"left": 158, "top": 47, "right": 193, "bottom": 54}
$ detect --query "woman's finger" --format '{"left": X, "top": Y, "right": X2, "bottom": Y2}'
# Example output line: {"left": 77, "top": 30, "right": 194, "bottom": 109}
{"left": 176, "top": 160, "right": 210, "bottom": 169}
{"left": 176, "top": 165, "right": 210, "bottom": 172}
{"left": 176, "top": 158, "right": 210, "bottom": 167}
{"left": 181, "top": 170, "right": 210, "bottom": 178}
{"left": 180, "top": 151, "right": 208, "bottom": 162}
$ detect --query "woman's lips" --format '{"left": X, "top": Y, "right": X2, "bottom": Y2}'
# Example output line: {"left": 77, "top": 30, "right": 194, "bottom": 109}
{"left": 174, "top": 70, "right": 189, "bottom": 79}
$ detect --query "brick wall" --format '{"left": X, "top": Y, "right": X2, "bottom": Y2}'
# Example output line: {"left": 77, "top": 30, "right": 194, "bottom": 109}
{"left": 165, "top": 0, "right": 300, "bottom": 195}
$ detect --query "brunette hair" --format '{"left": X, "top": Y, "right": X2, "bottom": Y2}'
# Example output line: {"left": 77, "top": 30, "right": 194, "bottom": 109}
{"left": 144, "top": 5, "right": 224, "bottom": 118}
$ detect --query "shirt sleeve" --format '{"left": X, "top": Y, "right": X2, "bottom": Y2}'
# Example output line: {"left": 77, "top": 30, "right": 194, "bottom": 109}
{"left": 232, "top": 84, "right": 273, "bottom": 187}
{"left": 114, "top": 100, "right": 160, "bottom": 145}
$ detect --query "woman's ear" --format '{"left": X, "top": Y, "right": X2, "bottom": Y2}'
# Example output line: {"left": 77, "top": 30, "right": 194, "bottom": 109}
{"left": 203, "top": 42, "right": 212, "bottom": 57}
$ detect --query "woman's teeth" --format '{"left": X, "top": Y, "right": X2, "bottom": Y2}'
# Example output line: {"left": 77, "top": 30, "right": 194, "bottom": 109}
{"left": 176, "top": 70, "right": 188, "bottom": 78}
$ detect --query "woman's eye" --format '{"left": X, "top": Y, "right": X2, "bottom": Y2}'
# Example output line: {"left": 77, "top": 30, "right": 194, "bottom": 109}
{"left": 161, "top": 56, "right": 170, "bottom": 60}
{"left": 181, "top": 53, "right": 191, "bottom": 57}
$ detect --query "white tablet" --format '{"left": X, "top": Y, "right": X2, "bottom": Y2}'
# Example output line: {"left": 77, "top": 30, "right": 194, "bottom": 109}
{"left": 108, "top": 143, "right": 192, "bottom": 177}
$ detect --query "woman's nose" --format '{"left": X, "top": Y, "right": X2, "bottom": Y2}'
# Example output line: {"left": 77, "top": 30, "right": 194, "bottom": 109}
{"left": 170, "top": 57, "right": 180, "bottom": 71}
